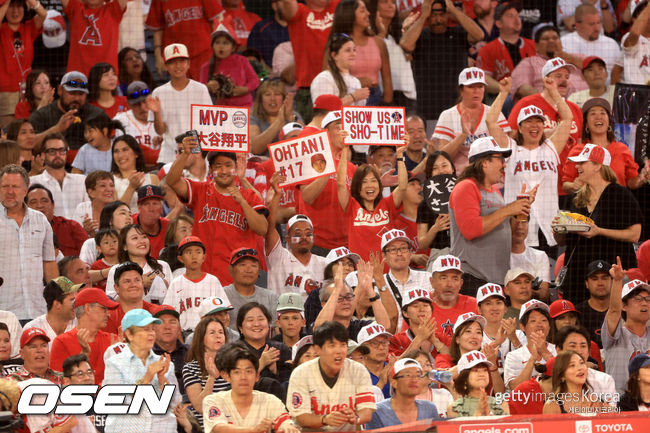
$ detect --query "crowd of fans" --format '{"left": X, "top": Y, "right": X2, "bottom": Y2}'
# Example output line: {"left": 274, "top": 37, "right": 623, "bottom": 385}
{"left": 0, "top": 0, "right": 650, "bottom": 431}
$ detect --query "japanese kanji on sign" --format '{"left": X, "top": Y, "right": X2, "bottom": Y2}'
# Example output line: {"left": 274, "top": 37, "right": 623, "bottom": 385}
{"left": 424, "top": 174, "right": 456, "bottom": 214}
{"left": 269, "top": 131, "right": 335, "bottom": 187}
{"left": 341, "top": 106, "right": 406, "bottom": 146}
{"left": 190, "top": 104, "right": 249, "bottom": 152}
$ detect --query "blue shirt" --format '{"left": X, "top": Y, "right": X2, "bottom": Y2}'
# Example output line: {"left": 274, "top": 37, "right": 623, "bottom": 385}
{"left": 71, "top": 143, "right": 112, "bottom": 175}
{"left": 246, "top": 18, "right": 289, "bottom": 67}
{"left": 369, "top": 368, "right": 391, "bottom": 398}
{"left": 103, "top": 344, "right": 181, "bottom": 433}
{"left": 366, "top": 399, "right": 440, "bottom": 429}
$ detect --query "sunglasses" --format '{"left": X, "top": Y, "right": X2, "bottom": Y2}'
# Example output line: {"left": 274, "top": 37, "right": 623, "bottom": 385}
{"left": 64, "top": 80, "right": 88, "bottom": 89}
{"left": 128, "top": 88, "right": 150, "bottom": 100}
{"left": 231, "top": 248, "right": 258, "bottom": 263}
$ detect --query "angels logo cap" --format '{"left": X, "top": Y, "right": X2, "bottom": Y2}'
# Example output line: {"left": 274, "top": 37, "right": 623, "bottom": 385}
{"left": 549, "top": 299, "right": 579, "bottom": 318}
{"left": 163, "top": 43, "right": 189, "bottom": 62}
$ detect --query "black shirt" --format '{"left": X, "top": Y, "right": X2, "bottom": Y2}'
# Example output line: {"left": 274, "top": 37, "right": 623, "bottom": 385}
{"left": 29, "top": 102, "right": 105, "bottom": 151}
{"left": 240, "top": 339, "right": 292, "bottom": 384}
{"left": 575, "top": 299, "right": 608, "bottom": 348}
{"left": 417, "top": 200, "right": 450, "bottom": 250}
{"left": 153, "top": 340, "right": 189, "bottom": 394}
{"left": 412, "top": 27, "right": 469, "bottom": 121}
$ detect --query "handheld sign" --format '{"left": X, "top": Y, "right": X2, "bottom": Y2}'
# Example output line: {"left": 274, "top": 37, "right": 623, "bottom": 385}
{"left": 341, "top": 106, "right": 406, "bottom": 146}
{"left": 190, "top": 104, "right": 249, "bottom": 152}
{"left": 424, "top": 174, "right": 456, "bottom": 214}
{"left": 269, "top": 131, "right": 335, "bottom": 187}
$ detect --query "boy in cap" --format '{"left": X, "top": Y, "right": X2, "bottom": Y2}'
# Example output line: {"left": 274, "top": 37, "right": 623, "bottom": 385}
{"left": 162, "top": 236, "right": 227, "bottom": 334}
{"left": 603, "top": 258, "right": 650, "bottom": 392}
{"left": 503, "top": 268, "right": 535, "bottom": 326}
{"left": 23, "top": 277, "right": 81, "bottom": 347}
{"left": 575, "top": 259, "right": 611, "bottom": 348}
{"left": 272, "top": 293, "right": 307, "bottom": 348}
{"left": 150, "top": 43, "right": 213, "bottom": 164}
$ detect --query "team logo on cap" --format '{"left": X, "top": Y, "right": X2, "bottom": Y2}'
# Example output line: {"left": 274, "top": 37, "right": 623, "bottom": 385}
{"left": 146, "top": 186, "right": 153, "bottom": 197}
{"left": 172, "top": 45, "right": 180, "bottom": 55}
{"left": 292, "top": 392, "right": 303, "bottom": 409}
{"left": 560, "top": 300, "right": 572, "bottom": 311}
{"left": 209, "top": 407, "right": 220, "bottom": 418}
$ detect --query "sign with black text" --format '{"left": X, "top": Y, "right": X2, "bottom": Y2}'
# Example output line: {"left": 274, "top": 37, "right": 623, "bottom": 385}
{"left": 269, "top": 131, "right": 335, "bottom": 187}
{"left": 190, "top": 104, "right": 249, "bottom": 152}
{"left": 341, "top": 106, "right": 406, "bottom": 146}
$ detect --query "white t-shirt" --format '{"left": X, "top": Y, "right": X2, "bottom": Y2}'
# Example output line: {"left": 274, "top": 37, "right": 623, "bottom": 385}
{"left": 203, "top": 390, "right": 294, "bottom": 433}
{"left": 432, "top": 104, "right": 511, "bottom": 175}
{"left": 504, "top": 138, "right": 559, "bottom": 247}
{"left": 385, "top": 35, "right": 416, "bottom": 99}
{"left": 266, "top": 239, "right": 327, "bottom": 301}
{"left": 72, "top": 201, "right": 93, "bottom": 226}
{"left": 0, "top": 310, "right": 22, "bottom": 358}
{"left": 587, "top": 368, "right": 617, "bottom": 403}
{"left": 560, "top": 32, "right": 621, "bottom": 80}
{"left": 152, "top": 79, "right": 212, "bottom": 163}
{"left": 567, "top": 85, "right": 615, "bottom": 108}
{"left": 503, "top": 343, "right": 557, "bottom": 390}
{"left": 161, "top": 273, "right": 227, "bottom": 331}
{"left": 23, "top": 314, "right": 76, "bottom": 349}
{"left": 511, "top": 247, "right": 551, "bottom": 283}
{"left": 30, "top": 171, "right": 89, "bottom": 219}
{"left": 310, "top": 70, "right": 366, "bottom": 106}
{"left": 619, "top": 33, "right": 650, "bottom": 85}
{"left": 113, "top": 110, "right": 161, "bottom": 158}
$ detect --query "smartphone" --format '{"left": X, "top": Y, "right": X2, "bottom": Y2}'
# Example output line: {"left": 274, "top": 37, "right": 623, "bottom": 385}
{"left": 187, "top": 130, "right": 202, "bottom": 154}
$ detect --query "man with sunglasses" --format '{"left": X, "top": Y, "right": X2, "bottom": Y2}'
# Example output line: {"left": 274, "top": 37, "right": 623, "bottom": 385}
{"left": 113, "top": 81, "right": 163, "bottom": 170}
{"left": 29, "top": 71, "right": 104, "bottom": 161}
{"left": 224, "top": 248, "right": 279, "bottom": 331}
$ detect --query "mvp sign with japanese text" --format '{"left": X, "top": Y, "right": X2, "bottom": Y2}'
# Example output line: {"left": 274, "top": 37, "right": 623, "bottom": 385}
{"left": 190, "top": 105, "right": 249, "bottom": 152}
{"left": 269, "top": 131, "right": 335, "bottom": 187}
{"left": 342, "top": 106, "right": 406, "bottom": 146}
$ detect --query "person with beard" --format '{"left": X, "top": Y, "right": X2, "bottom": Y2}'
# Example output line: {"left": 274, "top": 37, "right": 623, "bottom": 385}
{"left": 167, "top": 136, "right": 268, "bottom": 285}
{"left": 26, "top": 184, "right": 88, "bottom": 257}
{"left": 472, "top": 0, "right": 498, "bottom": 47}
{"left": 50, "top": 288, "right": 119, "bottom": 385}
{"left": 29, "top": 71, "right": 105, "bottom": 163}
{"left": 29, "top": 133, "right": 89, "bottom": 219}
{"left": 265, "top": 173, "right": 327, "bottom": 299}
{"left": 511, "top": 26, "right": 587, "bottom": 99}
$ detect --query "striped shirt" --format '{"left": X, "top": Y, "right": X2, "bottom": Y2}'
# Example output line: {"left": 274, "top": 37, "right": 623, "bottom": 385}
{"left": 182, "top": 359, "right": 231, "bottom": 428}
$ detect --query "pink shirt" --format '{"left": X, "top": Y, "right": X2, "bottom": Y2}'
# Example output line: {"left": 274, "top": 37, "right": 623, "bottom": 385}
{"left": 511, "top": 54, "right": 587, "bottom": 98}
{"left": 349, "top": 37, "right": 382, "bottom": 87}
{"left": 199, "top": 53, "right": 260, "bottom": 107}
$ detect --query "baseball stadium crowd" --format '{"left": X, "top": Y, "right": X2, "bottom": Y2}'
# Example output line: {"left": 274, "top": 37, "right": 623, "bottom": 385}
{"left": 0, "top": 0, "right": 649, "bottom": 431}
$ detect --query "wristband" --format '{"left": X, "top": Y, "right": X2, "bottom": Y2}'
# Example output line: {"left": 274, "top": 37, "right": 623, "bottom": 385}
{"left": 396, "top": 157, "right": 405, "bottom": 162}
{"left": 321, "top": 414, "right": 327, "bottom": 426}
{"left": 368, "top": 294, "right": 381, "bottom": 302}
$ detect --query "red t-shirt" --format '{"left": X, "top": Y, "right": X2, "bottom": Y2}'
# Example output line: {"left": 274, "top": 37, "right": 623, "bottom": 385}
{"left": 90, "top": 259, "right": 112, "bottom": 291}
{"left": 392, "top": 212, "right": 430, "bottom": 261}
{"left": 65, "top": 0, "right": 125, "bottom": 76}
{"left": 52, "top": 216, "right": 89, "bottom": 257}
{"left": 0, "top": 21, "right": 40, "bottom": 92}
{"left": 477, "top": 37, "right": 536, "bottom": 81}
{"left": 13, "top": 100, "right": 31, "bottom": 119}
{"left": 345, "top": 193, "right": 401, "bottom": 261}
{"left": 218, "top": 9, "right": 262, "bottom": 47}
{"left": 132, "top": 214, "right": 170, "bottom": 259}
{"left": 508, "top": 378, "right": 545, "bottom": 414}
{"left": 432, "top": 295, "right": 478, "bottom": 345}
{"left": 259, "top": 159, "right": 297, "bottom": 208}
{"left": 50, "top": 329, "right": 113, "bottom": 385}
{"left": 104, "top": 302, "right": 162, "bottom": 335}
{"left": 184, "top": 179, "right": 267, "bottom": 285}
{"left": 508, "top": 94, "right": 583, "bottom": 196}
{"left": 389, "top": 329, "right": 442, "bottom": 358}
{"left": 90, "top": 95, "right": 128, "bottom": 118}
{"left": 288, "top": 1, "right": 340, "bottom": 88}
{"left": 562, "top": 141, "right": 639, "bottom": 188}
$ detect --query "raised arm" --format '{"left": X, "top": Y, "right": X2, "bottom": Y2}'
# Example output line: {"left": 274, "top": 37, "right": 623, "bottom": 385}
{"left": 25, "top": 0, "right": 47, "bottom": 27}
{"left": 445, "top": 0, "right": 483, "bottom": 44}
{"left": 545, "top": 77, "right": 573, "bottom": 155}
{"left": 377, "top": 38, "right": 393, "bottom": 103}
{"left": 604, "top": 257, "right": 624, "bottom": 337}
{"left": 336, "top": 146, "right": 351, "bottom": 210}
{"left": 400, "top": 0, "right": 432, "bottom": 52}
{"left": 625, "top": 2, "right": 650, "bottom": 48}
{"left": 264, "top": 172, "right": 285, "bottom": 255}
{"left": 166, "top": 136, "right": 194, "bottom": 200}
{"left": 486, "top": 78, "right": 512, "bottom": 148}
{"left": 391, "top": 146, "right": 408, "bottom": 207}
{"left": 313, "top": 267, "right": 346, "bottom": 331}
{"left": 278, "top": 0, "right": 299, "bottom": 22}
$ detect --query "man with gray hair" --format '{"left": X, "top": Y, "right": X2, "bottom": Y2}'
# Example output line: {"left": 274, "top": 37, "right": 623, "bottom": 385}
{"left": 0, "top": 164, "right": 58, "bottom": 322}
{"left": 49, "top": 288, "right": 119, "bottom": 385}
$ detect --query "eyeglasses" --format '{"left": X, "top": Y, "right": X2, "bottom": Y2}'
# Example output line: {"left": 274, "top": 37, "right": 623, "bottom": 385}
{"left": 393, "top": 373, "right": 426, "bottom": 380}
{"left": 632, "top": 295, "right": 650, "bottom": 303}
{"left": 337, "top": 294, "right": 355, "bottom": 302}
{"left": 489, "top": 155, "right": 506, "bottom": 162}
{"left": 66, "top": 369, "right": 94, "bottom": 378}
{"left": 64, "top": 80, "right": 88, "bottom": 89}
{"left": 385, "top": 246, "right": 410, "bottom": 255}
{"left": 128, "top": 88, "right": 150, "bottom": 100}
{"left": 44, "top": 148, "right": 67, "bottom": 155}
{"left": 366, "top": 340, "right": 390, "bottom": 348}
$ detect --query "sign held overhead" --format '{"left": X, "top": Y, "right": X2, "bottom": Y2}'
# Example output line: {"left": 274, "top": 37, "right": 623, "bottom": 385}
{"left": 341, "top": 106, "right": 406, "bottom": 146}
{"left": 190, "top": 104, "right": 249, "bottom": 152}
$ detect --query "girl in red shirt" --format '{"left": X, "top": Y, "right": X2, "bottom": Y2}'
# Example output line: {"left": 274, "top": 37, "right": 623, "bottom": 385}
{"left": 337, "top": 145, "right": 407, "bottom": 261}
{"left": 14, "top": 69, "right": 54, "bottom": 119}
{"left": 88, "top": 63, "right": 128, "bottom": 118}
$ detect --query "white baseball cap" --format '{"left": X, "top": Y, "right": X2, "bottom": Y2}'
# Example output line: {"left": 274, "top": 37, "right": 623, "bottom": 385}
{"left": 458, "top": 67, "right": 487, "bottom": 86}
{"left": 164, "top": 43, "right": 189, "bottom": 62}
{"left": 291, "top": 335, "right": 314, "bottom": 361}
{"left": 199, "top": 296, "right": 234, "bottom": 317}
{"left": 43, "top": 10, "right": 67, "bottom": 49}
{"left": 430, "top": 254, "right": 463, "bottom": 274}
{"left": 631, "top": 0, "right": 648, "bottom": 16}
{"left": 279, "top": 122, "right": 304, "bottom": 140}
{"left": 568, "top": 143, "right": 611, "bottom": 167}
{"left": 504, "top": 268, "right": 535, "bottom": 286}
{"left": 402, "top": 288, "right": 433, "bottom": 308}
{"left": 287, "top": 214, "right": 313, "bottom": 230}
{"left": 476, "top": 283, "right": 506, "bottom": 304}
{"left": 516, "top": 105, "right": 545, "bottom": 125}
{"left": 390, "top": 358, "right": 423, "bottom": 378}
{"left": 321, "top": 110, "right": 342, "bottom": 128}
{"left": 325, "top": 247, "right": 361, "bottom": 265}
{"left": 622, "top": 279, "right": 650, "bottom": 300}
{"left": 357, "top": 323, "right": 392, "bottom": 345}
{"left": 457, "top": 350, "right": 493, "bottom": 373}
{"left": 541, "top": 57, "right": 575, "bottom": 77}
{"left": 519, "top": 299, "right": 550, "bottom": 321}
{"left": 381, "top": 229, "right": 412, "bottom": 251}
{"left": 453, "top": 312, "right": 487, "bottom": 334}
{"left": 467, "top": 136, "right": 512, "bottom": 163}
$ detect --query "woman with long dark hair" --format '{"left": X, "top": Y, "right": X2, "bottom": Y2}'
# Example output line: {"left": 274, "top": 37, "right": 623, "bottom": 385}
{"left": 117, "top": 47, "right": 155, "bottom": 95}
{"left": 618, "top": 353, "right": 650, "bottom": 411}
{"left": 14, "top": 70, "right": 54, "bottom": 119}
{"left": 79, "top": 200, "right": 131, "bottom": 265}
{"left": 311, "top": 33, "right": 369, "bottom": 106}
{"left": 111, "top": 134, "right": 158, "bottom": 212}
{"left": 5, "top": 119, "right": 41, "bottom": 174}
{"left": 329, "top": 0, "right": 393, "bottom": 105}
{"left": 88, "top": 63, "right": 128, "bottom": 118}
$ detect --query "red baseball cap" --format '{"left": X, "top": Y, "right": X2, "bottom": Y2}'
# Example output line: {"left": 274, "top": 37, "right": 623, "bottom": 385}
{"left": 549, "top": 299, "right": 579, "bottom": 318}
{"left": 20, "top": 327, "right": 50, "bottom": 348}
{"left": 154, "top": 305, "right": 180, "bottom": 319}
{"left": 229, "top": 247, "right": 259, "bottom": 265}
{"left": 74, "top": 288, "right": 119, "bottom": 309}
{"left": 312, "top": 94, "right": 342, "bottom": 111}
{"left": 178, "top": 236, "right": 205, "bottom": 254}
{"left": 582, "top": 56, "right": 606, "bottom": 72}
{"left": 543, "top": 357, "right": 556, "bottom": 376}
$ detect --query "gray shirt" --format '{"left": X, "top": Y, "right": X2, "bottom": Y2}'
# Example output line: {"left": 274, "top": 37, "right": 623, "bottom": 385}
{"left": 601, "top": 317, "right": 650, "bottom": 393}
{"left": 224, "top": 284, "right": 279, "bottom": 331}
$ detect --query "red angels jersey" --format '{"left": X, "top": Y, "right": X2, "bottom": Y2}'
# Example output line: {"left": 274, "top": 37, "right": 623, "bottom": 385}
{"left": 257, "top": 159, "right": 297, "bottom": 208}
{"left": 162, "top": 273, "right": 226, "bottom": 331}
{"left": 184, "top": 179, "right": 267, "bottom": 285}
{"left": 432, "top": 295, "right": 478, "bottom": 346}
{"left": 346, "top": 194, "right": 401, "bottom": 261}
{"left": 392, "top": 212, "right": 430, "bottom": 258}
{"left": 287, "top": 358, "right": 376, "bottom": 430}
{"left": 476, "top": 37, "right": 536, "bottom": 81}
{"left": 216, "top": 9, "right": 262, "bottom": 47}
{"left": 389, "top": 329, "right": 442, "bottom": 358}
{"left": 65, "top": 0, "right": 125, "bottom": 75}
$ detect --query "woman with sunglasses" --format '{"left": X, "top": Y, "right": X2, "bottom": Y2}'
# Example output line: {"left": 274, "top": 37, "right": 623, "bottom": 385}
{"left": 88, "top": 63, "right": 128, "bottom": 118}
{"left": 311, "top": 33, "right": 369, "bottom": 106}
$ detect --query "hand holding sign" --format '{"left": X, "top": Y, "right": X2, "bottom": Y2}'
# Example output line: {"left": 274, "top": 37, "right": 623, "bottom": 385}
{"left": 190, "top": 104, "right": 249, "bottom": 152}
{"left": 342, "top": 106, "right": 406, "bottom": 146}
{"left": 423, "top": 174, "right": 456, "bottom": 213}
{"left": 269, "top": 131, "right": 336, "bottom": 187}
